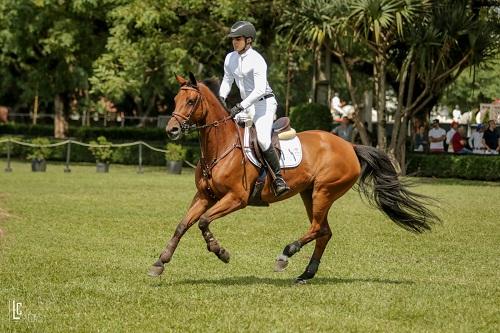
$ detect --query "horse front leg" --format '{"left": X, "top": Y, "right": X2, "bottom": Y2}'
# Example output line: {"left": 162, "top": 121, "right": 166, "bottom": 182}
{"left": 148, "top": 193, "right": 213, "bottom": 277}
{"left": 198, "top": 193, "right": 245, "bottom": 263}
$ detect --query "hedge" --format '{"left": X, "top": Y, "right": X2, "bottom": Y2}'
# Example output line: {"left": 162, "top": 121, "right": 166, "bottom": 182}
{"left": 0, "top": 123, "right": 168, "bottom": 141}
{"left": 407, "top": 153, "right": 500, "bottom": 181}
{"left": 289, "top": 103, "right": 333, "bottom": 132}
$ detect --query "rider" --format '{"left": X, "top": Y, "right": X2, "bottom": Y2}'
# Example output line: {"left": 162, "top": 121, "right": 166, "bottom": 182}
{"left": 219, "top": 20, "right": 290, "bottom": 197}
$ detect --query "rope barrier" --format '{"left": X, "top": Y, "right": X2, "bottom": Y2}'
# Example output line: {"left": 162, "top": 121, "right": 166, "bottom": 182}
{"left": 0, "top": 138, "right": 197, "bottom": 170}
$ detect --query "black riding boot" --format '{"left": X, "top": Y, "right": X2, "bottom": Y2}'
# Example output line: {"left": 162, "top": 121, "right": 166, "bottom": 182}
{"left": 262, "top": 146, "right": 290, "bottom": 197}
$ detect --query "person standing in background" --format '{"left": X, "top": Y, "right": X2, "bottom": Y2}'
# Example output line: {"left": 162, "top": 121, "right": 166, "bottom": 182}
{"left": 428, "top": 119, "right": 446, "bottom": 153}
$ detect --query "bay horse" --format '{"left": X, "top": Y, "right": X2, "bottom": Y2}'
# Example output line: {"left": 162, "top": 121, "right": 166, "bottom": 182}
{"left": 148, "top": 73, "right": 440, "bottom": 283}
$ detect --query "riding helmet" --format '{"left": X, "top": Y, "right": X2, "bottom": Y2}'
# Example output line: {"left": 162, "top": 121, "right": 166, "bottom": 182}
{"left": 227, "top": 21, "right": 256, "bottom": 39}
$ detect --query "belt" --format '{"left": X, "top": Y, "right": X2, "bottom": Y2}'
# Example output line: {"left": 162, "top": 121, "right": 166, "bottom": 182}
{"left": 258, "top": 93, "right": 274, "bottom": 101}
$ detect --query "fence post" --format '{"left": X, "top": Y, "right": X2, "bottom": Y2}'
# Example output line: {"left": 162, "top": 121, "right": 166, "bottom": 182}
{"left": 4, "top": 139, "right": 12, "bottom": 172}
{"left": 137, "top": 142, "right": 143, "bottom": 174}
{"left": 64, "top": 140, "right": 71, "bottom": 173}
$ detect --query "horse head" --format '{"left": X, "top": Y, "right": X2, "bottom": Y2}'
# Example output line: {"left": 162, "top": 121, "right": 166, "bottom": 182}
{"left": 166, "top": 73, "right": 205, "bottom": 140}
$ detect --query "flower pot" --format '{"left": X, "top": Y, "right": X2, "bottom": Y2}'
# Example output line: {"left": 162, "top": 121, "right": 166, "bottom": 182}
{"left": 96, "top": 162, "right": 110, "bottom": 173}
{"left": 31, "top": 159, "right": 46, "bottom": 172}
{"left": 167, "top": 160, "right": 183, "bottom": 174}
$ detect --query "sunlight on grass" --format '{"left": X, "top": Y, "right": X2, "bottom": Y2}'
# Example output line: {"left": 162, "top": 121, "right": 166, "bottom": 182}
{"left": 0, "top": 161, "right": 499, "bottom": 332}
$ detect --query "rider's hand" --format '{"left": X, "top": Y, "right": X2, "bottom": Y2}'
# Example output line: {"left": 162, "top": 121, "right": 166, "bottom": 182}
{"left": 234, "top": 111, "right": 250, "bottom": 124}
{"left": 230, "top": 103, "right": 244, "bottom": 117}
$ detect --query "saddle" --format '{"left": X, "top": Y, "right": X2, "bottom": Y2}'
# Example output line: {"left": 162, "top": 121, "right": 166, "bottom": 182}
{"left": 247, "top": 117, "right": 297, "bottom": 206}
{"left": 249, "top": 117, "right": 296, "bottom": 161}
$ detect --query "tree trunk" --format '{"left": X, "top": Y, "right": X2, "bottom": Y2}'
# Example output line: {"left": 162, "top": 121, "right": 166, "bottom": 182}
{"left": 375, "top": 55, "right": 387, "bottom": 150}
{"left": 395, "top": 62, "right": 417, "bottom": 175}
{"left": 338, "top": 55, "right": 370, "bottom": 145}
{"left": 138, "top": 95, "right": 156, "bottom": 127}
{"left": 54, "top": 94, "right": 68, "bottom": 139}
{"left": 313, "top": 46, "right": 330, "bottom": 106}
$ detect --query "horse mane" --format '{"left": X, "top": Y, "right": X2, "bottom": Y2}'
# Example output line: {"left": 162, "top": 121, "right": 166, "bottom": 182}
{"left": 201, "top": 78, "right": 227, "bottom": 111}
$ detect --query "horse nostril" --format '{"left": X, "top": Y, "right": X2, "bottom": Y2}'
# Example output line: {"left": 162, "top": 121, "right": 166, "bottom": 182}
{"left": 167, "top": 126, "right": 181, "bottom": 139}
{"left": 168, "top": 126, "right": 180, "bottom": 134}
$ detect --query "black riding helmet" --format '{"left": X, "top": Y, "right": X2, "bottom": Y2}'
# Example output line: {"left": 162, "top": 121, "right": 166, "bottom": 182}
{"left": 227, "top": 21, "right": 256, "bottom": 40}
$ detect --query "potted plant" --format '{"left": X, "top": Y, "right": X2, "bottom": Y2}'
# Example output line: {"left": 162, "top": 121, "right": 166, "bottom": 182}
{"left": 89, "top": 136, "right": 113, "bottom": 173}
{"left": 27, "top": 137, "right": 52, "bottom": 172}
{"left": 165, "top": 143, "right": 186, "bottom": 174}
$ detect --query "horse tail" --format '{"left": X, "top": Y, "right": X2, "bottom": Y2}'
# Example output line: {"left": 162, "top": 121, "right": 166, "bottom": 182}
{"left": 353, "top": 145, "right": 441, "bottom": 233}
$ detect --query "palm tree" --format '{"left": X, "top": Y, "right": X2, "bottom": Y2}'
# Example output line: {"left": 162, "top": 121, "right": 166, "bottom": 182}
{"left": 280, "top": 0, "right": 372, "bottom": 145}
{"left": 388, "top": 0, "right": 500, "bottom": 172}
{"left": 348, "top": 0, "right": 431, "bottom": 150}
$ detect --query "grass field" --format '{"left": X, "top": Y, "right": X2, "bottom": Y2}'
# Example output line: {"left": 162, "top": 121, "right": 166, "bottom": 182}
{"left": 0, "top": 161, "right": 499, "bottom": 332}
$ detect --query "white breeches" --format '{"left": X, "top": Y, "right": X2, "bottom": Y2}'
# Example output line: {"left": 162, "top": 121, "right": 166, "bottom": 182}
{"left": 247, "top": 97, "right": 277, "bottom": 151}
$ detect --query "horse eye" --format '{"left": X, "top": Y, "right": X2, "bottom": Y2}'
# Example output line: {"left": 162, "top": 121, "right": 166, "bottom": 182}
{"left": 187, "top": 99, "right": 195, "bottom": 105}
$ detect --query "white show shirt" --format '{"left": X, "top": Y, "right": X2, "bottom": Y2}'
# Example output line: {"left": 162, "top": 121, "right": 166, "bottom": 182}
{"left": 219, "top": 48, "right": 273, "bottom": 110}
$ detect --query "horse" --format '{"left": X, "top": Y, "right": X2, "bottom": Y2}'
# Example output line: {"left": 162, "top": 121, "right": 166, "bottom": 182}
{"left": 0, "top": 106, "right": 9, "bottom": 124}
{"left": 148, "top": 73, "right": 440, "bottom": 283}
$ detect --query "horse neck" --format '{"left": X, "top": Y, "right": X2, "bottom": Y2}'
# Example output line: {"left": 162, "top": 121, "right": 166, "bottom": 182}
{"left": 199, "top": 88, "right": 239, "bottom": 161}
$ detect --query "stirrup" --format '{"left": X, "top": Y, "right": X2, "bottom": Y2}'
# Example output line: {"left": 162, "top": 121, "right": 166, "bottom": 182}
{"left": 272, "top": 177, "right": 290, "bottom": 197}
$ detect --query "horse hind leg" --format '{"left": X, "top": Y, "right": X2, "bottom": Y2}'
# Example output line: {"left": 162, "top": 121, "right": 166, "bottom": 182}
{"left": 275, "top": 187, "right": 335, "bottom": 283}
{"left": 274, "top": 188, "right": 314, "bottom": 272}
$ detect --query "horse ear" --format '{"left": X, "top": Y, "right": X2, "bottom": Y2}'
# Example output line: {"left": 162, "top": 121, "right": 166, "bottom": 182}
{"left": 188, "top": 72, "right": 197, "bottom": 87}
{"left": 175, "top": 74, "right": 187, "bottom": 86}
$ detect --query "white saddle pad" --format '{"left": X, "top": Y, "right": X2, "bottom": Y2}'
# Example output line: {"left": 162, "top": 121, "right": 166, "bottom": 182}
{"left": 243, "top": 127, "right": 302, "bottom": 169}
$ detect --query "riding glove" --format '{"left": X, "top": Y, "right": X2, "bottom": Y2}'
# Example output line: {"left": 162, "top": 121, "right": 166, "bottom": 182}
{"left": 234, "top": 112, "right": 250, "bottom": 124}
{"left": 230, "top": 103, "right": 244, "bottom": 117}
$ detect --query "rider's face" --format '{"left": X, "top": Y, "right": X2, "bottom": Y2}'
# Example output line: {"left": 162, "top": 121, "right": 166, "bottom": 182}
{"left": 232, "top": 36, "right": 247, "bottom": 53}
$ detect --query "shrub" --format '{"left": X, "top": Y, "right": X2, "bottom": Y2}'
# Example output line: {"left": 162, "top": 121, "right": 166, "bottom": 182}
{"left": 26, "top": 137, "right": 52, "bottom": 161}
{"left": 89, "top": 136, "right": 113, "bottom": 163}
{"left": 289, "top": 103, "right": 333, "bottom": 132}
{"left": 165, "top": 143, "right": 187, "bottom": 161}
{"left": 407, "top": 153, "right": 500, "bottom": 181}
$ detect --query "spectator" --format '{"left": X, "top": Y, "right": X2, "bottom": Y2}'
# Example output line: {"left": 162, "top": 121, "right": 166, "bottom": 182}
{"left": 482, "top": 120, "right": 499, "bottom": 154}
{"left": 330, "top": 92, "right": 343, "bottom": 120}
{"left": 332, "top": 116, "right": 354, "bottom": 142}
{"left": 452, "top": 105, "right": 462, "bottom": 122}
{"left": 452, "top": 126, "right": 472, "bottom": 154}
{"left": 414, "top": 125, "right": 428, "bottom": 152}
{"left": 428, "top": 119, "right": 446, "bottom": 153}
{"left": 446, "top": 121, "right": 459, "bottom": 152}
{"left": 469, "top": 124, "right": 486, "bottom": 154}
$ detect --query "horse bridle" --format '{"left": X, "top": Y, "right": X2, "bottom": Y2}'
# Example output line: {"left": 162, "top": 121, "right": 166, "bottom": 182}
{"left": 171, "top": 84, "right": 233, "bottom": 133}
{"left": 170, "top": 83, "right": 243, "bottom": 182}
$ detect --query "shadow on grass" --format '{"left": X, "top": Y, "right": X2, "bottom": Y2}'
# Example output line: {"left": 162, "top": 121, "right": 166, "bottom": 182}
{"left": 167, "top": 275, "right": 415, "bottom": 287}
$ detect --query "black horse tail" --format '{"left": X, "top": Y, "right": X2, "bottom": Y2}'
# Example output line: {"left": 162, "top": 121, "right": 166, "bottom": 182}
{"left": 353, "top": 145, "right": 441, "bottom": 233}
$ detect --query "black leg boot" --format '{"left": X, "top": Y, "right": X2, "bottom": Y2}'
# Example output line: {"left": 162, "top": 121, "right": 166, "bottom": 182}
{"left": 262, "top": 147, "right": 290, "bottom": 197}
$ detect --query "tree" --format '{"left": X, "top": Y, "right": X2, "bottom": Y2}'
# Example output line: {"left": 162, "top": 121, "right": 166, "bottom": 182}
{"left": 387, "top": 0, "right": 500, "bottom": 172}
{"left": 280, "top": 0, "right": 372, "bottom": 145}
{"left": 0, "top": 0, "right": 109, "bottom": 137}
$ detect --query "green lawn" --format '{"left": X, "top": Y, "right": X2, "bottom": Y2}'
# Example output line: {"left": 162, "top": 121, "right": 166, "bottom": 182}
{"left": 0, "top": 161, "right": 499, "bottom": 332}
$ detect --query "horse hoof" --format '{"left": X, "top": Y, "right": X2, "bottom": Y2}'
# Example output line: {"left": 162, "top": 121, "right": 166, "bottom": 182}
{"left": 295, "top": 278, "right": 308, "bottom": 285}
{"left": 217, "top": 248, "right": 230, "bottom": 263}
{"left": 147, "top": 264, "right": 165, "bottom": 277}
{"left": 274, "top": 255, "right": 288, "bottom": 272}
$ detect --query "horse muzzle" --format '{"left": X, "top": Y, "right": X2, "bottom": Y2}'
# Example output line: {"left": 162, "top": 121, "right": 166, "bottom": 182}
{"left": 166, "top": 125, "right": 182, "bottom": 140}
